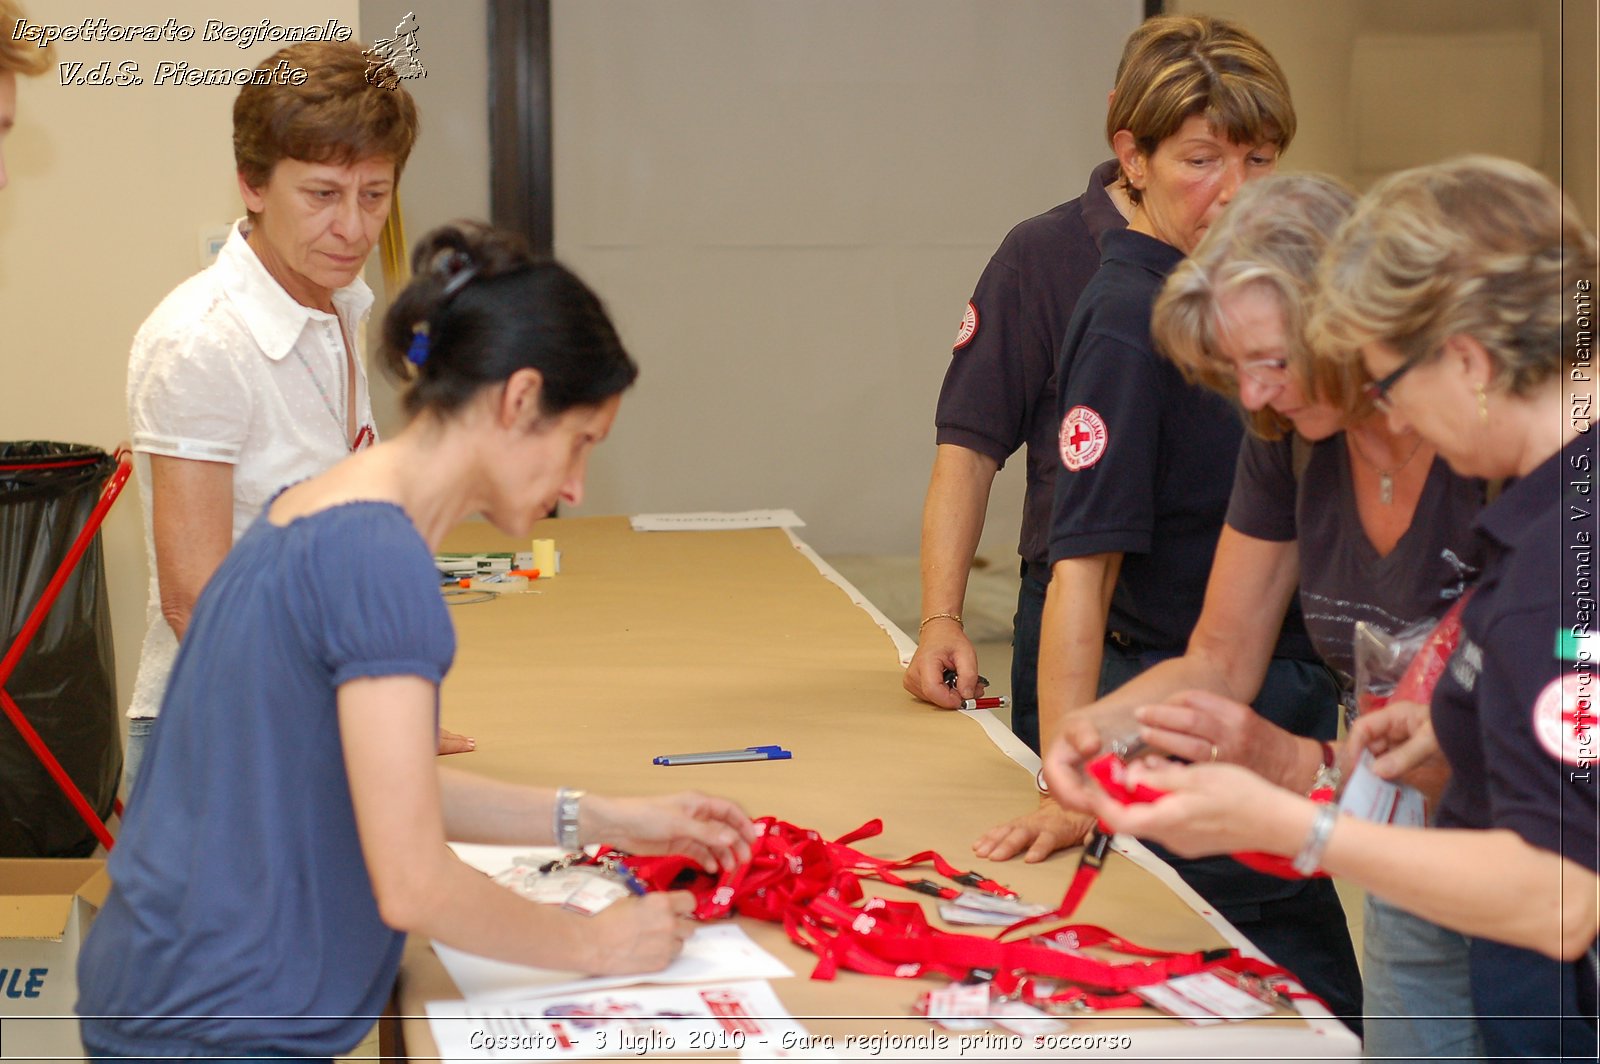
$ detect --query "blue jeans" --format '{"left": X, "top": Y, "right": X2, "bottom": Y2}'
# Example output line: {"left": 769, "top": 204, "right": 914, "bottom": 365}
{"left": 122, "top": 716, "right": 155, "bottom": 799}
{"left": 1008, "top": 562, "right": 1048, "bottom": 754}
{"left": 1361, "top": 893, "right": 1485, "bottom": 1061}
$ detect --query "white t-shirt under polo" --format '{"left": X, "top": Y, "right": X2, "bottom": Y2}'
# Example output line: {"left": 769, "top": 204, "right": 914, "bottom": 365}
{"left": 125, "top": 220, "right": 377, "bottom": 720}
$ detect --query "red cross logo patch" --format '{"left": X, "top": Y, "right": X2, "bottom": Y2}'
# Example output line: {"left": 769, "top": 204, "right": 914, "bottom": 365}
{"left": 1532, "top": 671, "right": 1596, "bottom": 767}
{"left": 1059, "top": 405, "right": 1108, "bottom": 471}
{"left": 953, "top": 301, "right": 979, "bottom": 350}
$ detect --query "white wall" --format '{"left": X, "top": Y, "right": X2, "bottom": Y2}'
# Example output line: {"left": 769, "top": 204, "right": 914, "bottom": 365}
{"left": 0, "top": 0, "right": 360, "bottom": 716}
{"left": 549, "top": 0, "right": 1142, "bottom": 555}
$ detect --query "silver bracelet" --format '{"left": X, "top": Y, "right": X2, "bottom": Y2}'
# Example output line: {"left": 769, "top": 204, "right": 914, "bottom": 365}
{"left": 554, "top": 788, "right": 585, "bottom": 851}
{"left": 1291, "top": 803, "right": 1338, "bottom": 876}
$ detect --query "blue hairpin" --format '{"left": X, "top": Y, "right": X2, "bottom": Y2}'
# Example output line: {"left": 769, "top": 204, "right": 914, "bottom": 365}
{"left": 406, "top": 325, "right": 431, "bottom": 366}
{"left": 406, "top": 251, "right": 481, "bottom": 368}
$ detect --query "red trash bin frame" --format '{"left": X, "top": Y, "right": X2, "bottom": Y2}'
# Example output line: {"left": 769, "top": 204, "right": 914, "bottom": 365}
{"left": 0, "top": 446, "right": 132, "bottom": 851}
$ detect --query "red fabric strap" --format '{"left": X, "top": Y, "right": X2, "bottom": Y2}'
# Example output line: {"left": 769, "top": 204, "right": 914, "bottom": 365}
{"left": 613, "top": 816, "right": 1316, "bottom": 1014}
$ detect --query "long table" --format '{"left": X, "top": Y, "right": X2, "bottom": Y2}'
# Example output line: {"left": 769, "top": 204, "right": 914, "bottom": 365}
{"left": 391, "top": 515, "right": 1358, "bottom": 1061}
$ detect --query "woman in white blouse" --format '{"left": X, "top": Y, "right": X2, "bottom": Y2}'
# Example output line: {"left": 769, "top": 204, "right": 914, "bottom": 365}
{"left": 123, "top": 40, "right": 473, "bottom": 792}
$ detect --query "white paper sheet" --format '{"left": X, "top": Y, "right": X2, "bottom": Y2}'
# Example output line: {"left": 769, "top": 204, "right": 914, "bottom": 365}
{"left": 435, "top": 920, "right": 793, "bottom": 1003}
{"left": 629, "top": 509, "right": 806, "bottom": 531}
{"left": 438, "top": 843, "right": 793, "bottom": 1002}
{"left": 426, "top": 979, "right": 810, "bottom": 1061}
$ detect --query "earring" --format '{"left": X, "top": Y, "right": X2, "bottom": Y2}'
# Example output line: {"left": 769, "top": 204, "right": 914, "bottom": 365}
{"left": 1477, "top": 384, "right": 1489, "bottom": 424}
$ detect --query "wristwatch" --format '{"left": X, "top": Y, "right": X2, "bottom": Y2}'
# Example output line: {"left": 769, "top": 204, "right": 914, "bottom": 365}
{"left": 554, "top": 787, "right": 585, "bottom": 851}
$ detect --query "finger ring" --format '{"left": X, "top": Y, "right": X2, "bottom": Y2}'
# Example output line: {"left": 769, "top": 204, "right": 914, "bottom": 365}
{"left": 1209, "top": 744, "right": 1220, "bottom": 763}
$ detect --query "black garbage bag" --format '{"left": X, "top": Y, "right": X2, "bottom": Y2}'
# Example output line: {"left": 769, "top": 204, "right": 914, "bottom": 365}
{"left": 0, "top": 441, "right": 121, "bottom": 856}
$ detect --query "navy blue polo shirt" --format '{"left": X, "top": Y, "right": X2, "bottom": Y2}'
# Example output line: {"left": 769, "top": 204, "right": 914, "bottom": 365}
{"left": 935, "top": 160, "right": 1127, "bottom": 574}
{"left": 1050, "top": 228, "right": 1313, "bottom": 659}
{"left": 1429, "top": 429, "right": 1598, "bottom": 1062}
{"left": 1433, "top": 431, "right": 1598, "bottom": 866}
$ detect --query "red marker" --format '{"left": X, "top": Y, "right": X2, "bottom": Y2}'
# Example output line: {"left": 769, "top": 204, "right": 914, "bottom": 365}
{"left": 960, "top": 695, "right": 1010, "bottom": 711}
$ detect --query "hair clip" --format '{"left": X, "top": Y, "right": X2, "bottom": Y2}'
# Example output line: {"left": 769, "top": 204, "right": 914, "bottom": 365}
{"left": 406, "top": 249, "right": 480, "bottom": 369}
{"left": 441, "top": 264, "right": 479, "bottom": 298}
{"left": 406, "top": 324, "right": 431, "bottom": 366}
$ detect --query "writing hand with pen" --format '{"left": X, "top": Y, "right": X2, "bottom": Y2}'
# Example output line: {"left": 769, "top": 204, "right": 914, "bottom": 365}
{"left": 560, "top": 791, "right": 760, "bottom": 974}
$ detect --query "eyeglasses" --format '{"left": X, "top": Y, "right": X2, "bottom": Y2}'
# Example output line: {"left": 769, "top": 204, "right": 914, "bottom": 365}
{"left": 1363, "top": 355, "right": 1426, "bottom": 412}
{"left": 1238, "top": 358, "right": 1291, "bottom": 388}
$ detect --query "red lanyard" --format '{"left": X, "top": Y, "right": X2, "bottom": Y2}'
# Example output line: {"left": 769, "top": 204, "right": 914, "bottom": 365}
{"left": 611, "top": 816, "right": 1319, "bottom": 1013}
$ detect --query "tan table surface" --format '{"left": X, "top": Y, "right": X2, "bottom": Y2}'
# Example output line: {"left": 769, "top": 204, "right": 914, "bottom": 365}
{"left": 395, "top": 516, "right": 1356, "bottom": 1061}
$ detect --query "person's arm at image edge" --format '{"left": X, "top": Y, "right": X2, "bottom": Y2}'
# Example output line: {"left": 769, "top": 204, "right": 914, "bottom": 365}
{"left": 904, "top": 444, "right": 999, "bottom": 707}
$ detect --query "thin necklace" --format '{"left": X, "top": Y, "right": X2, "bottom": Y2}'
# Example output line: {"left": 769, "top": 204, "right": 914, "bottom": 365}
{"left": 1347, "top": 429, "right": 1425, "bottom": 505}
{"left": 292, "top": 319, "right": 361, "bottom": 450}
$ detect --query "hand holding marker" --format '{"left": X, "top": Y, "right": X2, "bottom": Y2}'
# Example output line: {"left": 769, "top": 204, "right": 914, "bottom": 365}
{"left": 942, "top": 668, "right": 1009, "bottom": 713}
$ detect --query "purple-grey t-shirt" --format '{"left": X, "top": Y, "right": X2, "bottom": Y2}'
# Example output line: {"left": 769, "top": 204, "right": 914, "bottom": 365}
{"left": 1225, "top": 432, "right": 1484, "bottom": 677}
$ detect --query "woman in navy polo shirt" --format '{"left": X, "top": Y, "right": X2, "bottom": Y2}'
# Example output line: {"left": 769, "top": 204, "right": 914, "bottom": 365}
{"left": 1091, "top": 157, "right": 1598, "bottom": 1061}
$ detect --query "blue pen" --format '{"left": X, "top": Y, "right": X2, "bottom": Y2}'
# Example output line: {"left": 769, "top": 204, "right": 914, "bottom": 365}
{"left": 653, "top": 746, "right": 792, "bottom": 766}
{"left": 652, "top": 745, "right": 786, "bottom": 766}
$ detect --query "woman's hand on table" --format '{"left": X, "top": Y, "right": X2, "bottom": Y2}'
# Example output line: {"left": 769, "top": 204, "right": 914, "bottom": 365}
{"left": 971, "top": 797, "right": 1095, "bottom": 863}
{"left": 1348, "top": 699, "right": 1452, "bottom": 803}
{"left": 1088, "top": 759, "right": 1310, "bottom": 860}
{"left": 582, "top": 890, "right": 699, "bottom": 974}
{"left": 1133, "top": 689, "right": 1306, "bottom": 789}
{"left": 586, "top": 792, "right": 758, "bottom": 873}
{"left": 437, "top": 727, "right": 475, "bottom": 755}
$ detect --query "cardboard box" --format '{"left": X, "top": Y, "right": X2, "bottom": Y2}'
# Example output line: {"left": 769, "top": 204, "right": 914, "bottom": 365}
{"left": 0, "top": 859, "right": 109, "bottom": 1062}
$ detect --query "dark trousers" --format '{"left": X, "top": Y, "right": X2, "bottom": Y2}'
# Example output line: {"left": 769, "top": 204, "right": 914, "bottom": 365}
{"left": 1099, "top": 637, "right": 1364, "bottom": 1035}
{"left": 1008, "top": 561, "right": 1049, "bottom": 754}
{"left": 1469, "top": 936, "right": 1598, "bottom": 1062}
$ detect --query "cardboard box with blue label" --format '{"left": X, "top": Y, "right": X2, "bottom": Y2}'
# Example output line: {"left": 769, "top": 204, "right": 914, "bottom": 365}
{"left": 0, "top": 859, "right": 109, "bottom": 1061}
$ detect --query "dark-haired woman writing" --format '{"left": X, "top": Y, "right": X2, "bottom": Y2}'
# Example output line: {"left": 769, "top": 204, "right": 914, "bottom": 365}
{"left": 76, "top": 223, "right": 757, "bottom": 1062}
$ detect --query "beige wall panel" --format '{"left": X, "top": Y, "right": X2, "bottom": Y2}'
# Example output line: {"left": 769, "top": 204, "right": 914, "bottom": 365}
{"left": 551, "top": 0, "right": 1143, "bottom": 555}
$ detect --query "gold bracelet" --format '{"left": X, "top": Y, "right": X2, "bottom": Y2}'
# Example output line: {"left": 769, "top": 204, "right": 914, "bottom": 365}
{"left": 918, "top": 612, "right": 963, "bottom": 632}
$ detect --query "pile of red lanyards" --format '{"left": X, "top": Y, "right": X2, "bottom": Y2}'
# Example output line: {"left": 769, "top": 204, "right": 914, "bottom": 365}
{"left": 609, "top": 816, "right": 1314, "bottom": 1013}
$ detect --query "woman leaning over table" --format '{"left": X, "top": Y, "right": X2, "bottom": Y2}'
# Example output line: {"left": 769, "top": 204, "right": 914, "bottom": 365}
{"left": 1087, "top": 157, "right": 1599, "bottom": 1062}
{"left": 1034, "top": 172, "right": 1489, "bottom": 1058}
{"left": 971, "top": 23, "right": 1365, "bottom": 1028}
{"left": 75, "top": 222, "right": 758, "bottom": 1062}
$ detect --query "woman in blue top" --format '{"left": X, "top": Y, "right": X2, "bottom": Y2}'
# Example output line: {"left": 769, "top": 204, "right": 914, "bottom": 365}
{"left": 1088, "top": 157, "right": 1599, "bottom": 1062}
{"left": 76, "top": 222, "right": 758, "bottom": 1061}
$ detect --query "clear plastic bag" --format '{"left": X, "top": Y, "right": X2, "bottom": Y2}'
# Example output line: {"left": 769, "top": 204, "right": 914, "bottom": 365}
{"left": 1345, "top": 598, "right": 1469, "bottom": 826}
